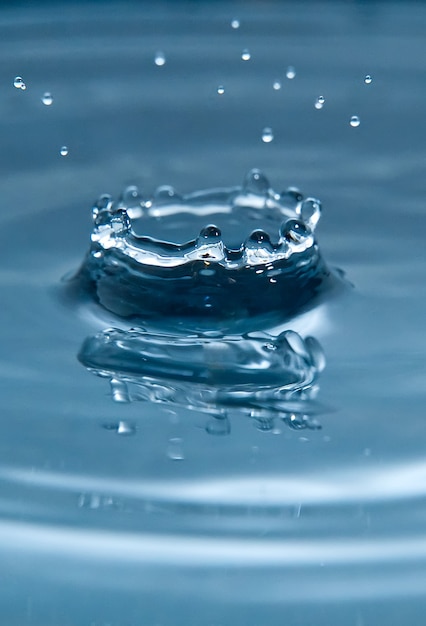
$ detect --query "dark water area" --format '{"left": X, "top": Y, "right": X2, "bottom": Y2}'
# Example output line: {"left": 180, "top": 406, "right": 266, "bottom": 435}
{"left": 1, "top": 1, "right": 426, "bottom": 625}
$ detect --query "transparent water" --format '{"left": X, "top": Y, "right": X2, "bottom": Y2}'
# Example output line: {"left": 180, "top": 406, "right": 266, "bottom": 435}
{"left": 2, "top": 1, "right": 426, "bottom": 625}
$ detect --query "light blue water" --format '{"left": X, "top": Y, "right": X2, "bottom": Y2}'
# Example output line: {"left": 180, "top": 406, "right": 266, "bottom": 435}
{"left": 2, "top": 2, "right": 426, "bottom": 625}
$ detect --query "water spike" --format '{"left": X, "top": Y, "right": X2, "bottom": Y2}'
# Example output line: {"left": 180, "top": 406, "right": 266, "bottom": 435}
{"left": 119, "top": 185, "right": 144, "bottom": 219}
{"left": 243, "top": 169, "right": 270, "bottom": 195}
{"left": 198, "top": 224, "right": 222, "bottom": 241}
{"left": 246, "top": 229, "right": 273, "bottom": 247}
{"left": 298, "top": 197, "right": 322, "bottom": 231}
{"left": 280, "top": 219, "right": 311, "bottom": 244}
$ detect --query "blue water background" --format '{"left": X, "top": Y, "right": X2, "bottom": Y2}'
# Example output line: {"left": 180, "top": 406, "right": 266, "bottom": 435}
{"left": 1, "top": 1, "right": 426, "bottom": 624}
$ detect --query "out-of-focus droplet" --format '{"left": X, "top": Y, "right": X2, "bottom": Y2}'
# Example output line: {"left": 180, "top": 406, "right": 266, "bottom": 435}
{"left": 217, "top": 85, "right": 225, "bottom": 95}
{"left": 314, "top": 95, "right": 325, "bottom": 110}
{"left": 364, "top": 74, "right": 372, "bottom": 84}
{"left": 286, "top": 66, "right": 296, "bottom": 79}
{"left": 241, "top": 48, "right": 251, "bottom": 61}
{"left": 350, "top": 115, "right": 360, "bottom": 128}
{"left": 231, "top": 18, "right": 240, "bottom": 29}
{"left": 273, "top": 80, "right": 282, "bottom": 90}
{"left": 41, "top": 92, "right": 53, "bottom": 106}
{"left": 60, "top": 146, "right": 69, "bottom": 156}
{"left": 154, "top": 51, "right": 166, "bottom": 66}
{"left": 261, "top": 127, "right": 274, "bottom": 143}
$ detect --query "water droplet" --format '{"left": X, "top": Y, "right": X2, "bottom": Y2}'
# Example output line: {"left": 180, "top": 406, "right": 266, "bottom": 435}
{"left": 281, "top": 219, "right": 310, "bottom": 243}
{"left": 167, "top": 437, "right": 184, "bottom": 460}
{"left": 286, "top": 66, "right": 296, "bottom": 80}
{"left": 41, "top": 92, "right": 53, "bottom": 106}
{"left": 13, "top": 76, "right": 25, "bottom": 90}
{"left": 110, "top": 378, "right": 130, "bottom": 403}
{"left": 261, "top": 127, "right": 274, "bottom": 143}
{"left": 154, "top": 51, "right": 166, "bottom": 66}
{"left": 298, "top": 197, "right": 322, "bottom": 230}
{"left": 60, "top": 146, "right": 69, "bottom": 156}
{"left": 247, "top": 229, "right": 272, "bottom": 246}
{"left": 350, "top": 115, "right": 360, "bottom": 128}
{"left": 364, "top": 74, "right": 372, "bottom": 84}
{"left": 272, "top": 80, "right": 282, "bottom": 90}
{"left": 243, "top": 168, "right": 270, "bottom": 194}
{"left": 231, "top": 18, "right": 240, "bottom": 29}
{"left": 217, "top": 85, "right": 225, "bottom": 95}
{"left": 314, "top": 95, "right": 325, "bottom": 110}
{"left": 241, "top": 48, "right": 251, "bottom": 61}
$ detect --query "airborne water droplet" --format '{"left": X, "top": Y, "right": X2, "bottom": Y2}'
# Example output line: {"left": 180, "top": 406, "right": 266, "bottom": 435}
{"left": 231, "top": 18, "right": 240, "bottom": 29}
{"left": 217, "top": 85, "right": 225, "bottom": 95}
{"left": 350, "top": 115, "right": 360, "bottom": 128}
{"left": 154, "top": 51, "right": 166, "bottom": 66}
{"left": 364, "top": 74, "right": 372, "bottom": 84}
{"left": 60, "top": 146, "right": 69, "bottom": 156}
{"left": 41, "top": 92, "right": 53, "bottom": 106}
{"left": 261, "top": 127, "right": 274, "bottom": 143}
{"left": 117, "top": 421, "right": 136, "bottom": 436}
{"left": 13, "top": 76, "right": 25, "bottom": 90}
{"left": 241, "top": 48, "right": 251, "bottom": 61}
{"left": 273, "top": 80, "right": 282, "bottom": 90}
{"left": 314, "top": 95, "right": 325, "bottom": 109}
{"left": 286, "top": 66, "right": 296, "bottom": 79}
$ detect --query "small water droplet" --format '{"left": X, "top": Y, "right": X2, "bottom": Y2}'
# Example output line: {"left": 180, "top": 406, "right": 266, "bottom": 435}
{"left": 243, "top": 168, "right": 270, "bottom": 194}
{"left": 314, "top": 95, "right": 325, "bottom": 110}
{"left": 41, "top": 92, "right": 53, "bottom": 106}
{"left": 110, "top": 378, "right": 130, "bottom": 403}
{"left": 13, "top": 76, "right": 26, "bottom": 89}
{"left": 350, "top": 115, "right": 360, "bottom": 128}
{"left": 273, "top": 80, "right": 282, "bottom": 90}
{"left": 261, "top": 127, "right": 274, "bottom": 143}
{"left": 286, "top": 66, "right": 296, "bottom": 79}
{"left": 217, "top": 85, "right": 225, "bottom": 95}
{"left": 241, "top": 48, "right": 251, "bottom": 61}
{"left": 281, "top": 219, "right": 310, "bottom": 243}
{"left": 154, "top": 51, "right": 166, "bottom": 66}
{"left": 231, "top": 18, "right": 240, "bottom": 29}
{"left": 364, "top": 74, "right": 372, "bottom": 84}
{"left": 167, "top": 437, "right": 184, "bottom": 460}
{"left": 60, "top": 146, "right": 69, "bottom": 156}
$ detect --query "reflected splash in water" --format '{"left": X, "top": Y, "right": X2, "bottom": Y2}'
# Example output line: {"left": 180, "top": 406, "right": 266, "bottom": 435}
{"left": 78, "top": 327, "right": 326, "bottom": 433}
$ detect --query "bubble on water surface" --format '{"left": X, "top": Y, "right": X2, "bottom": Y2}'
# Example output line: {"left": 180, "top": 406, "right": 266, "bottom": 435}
{"left": 154, "top": 51, "right": 166, "bottom": 66}
{"left": 41, "top": 92, "right": 53, "bottom": 105}
{"left": 286, "top": 66, "right": 296, "bottom": 79}
{"left": 261, "top": 127, "right": 274, "bottom": 143}
{"left": 13, "top": 76, "right": 26, "bottom": 89}
{"left": 350, "top": 115, "right": 360, "bottom": 127}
